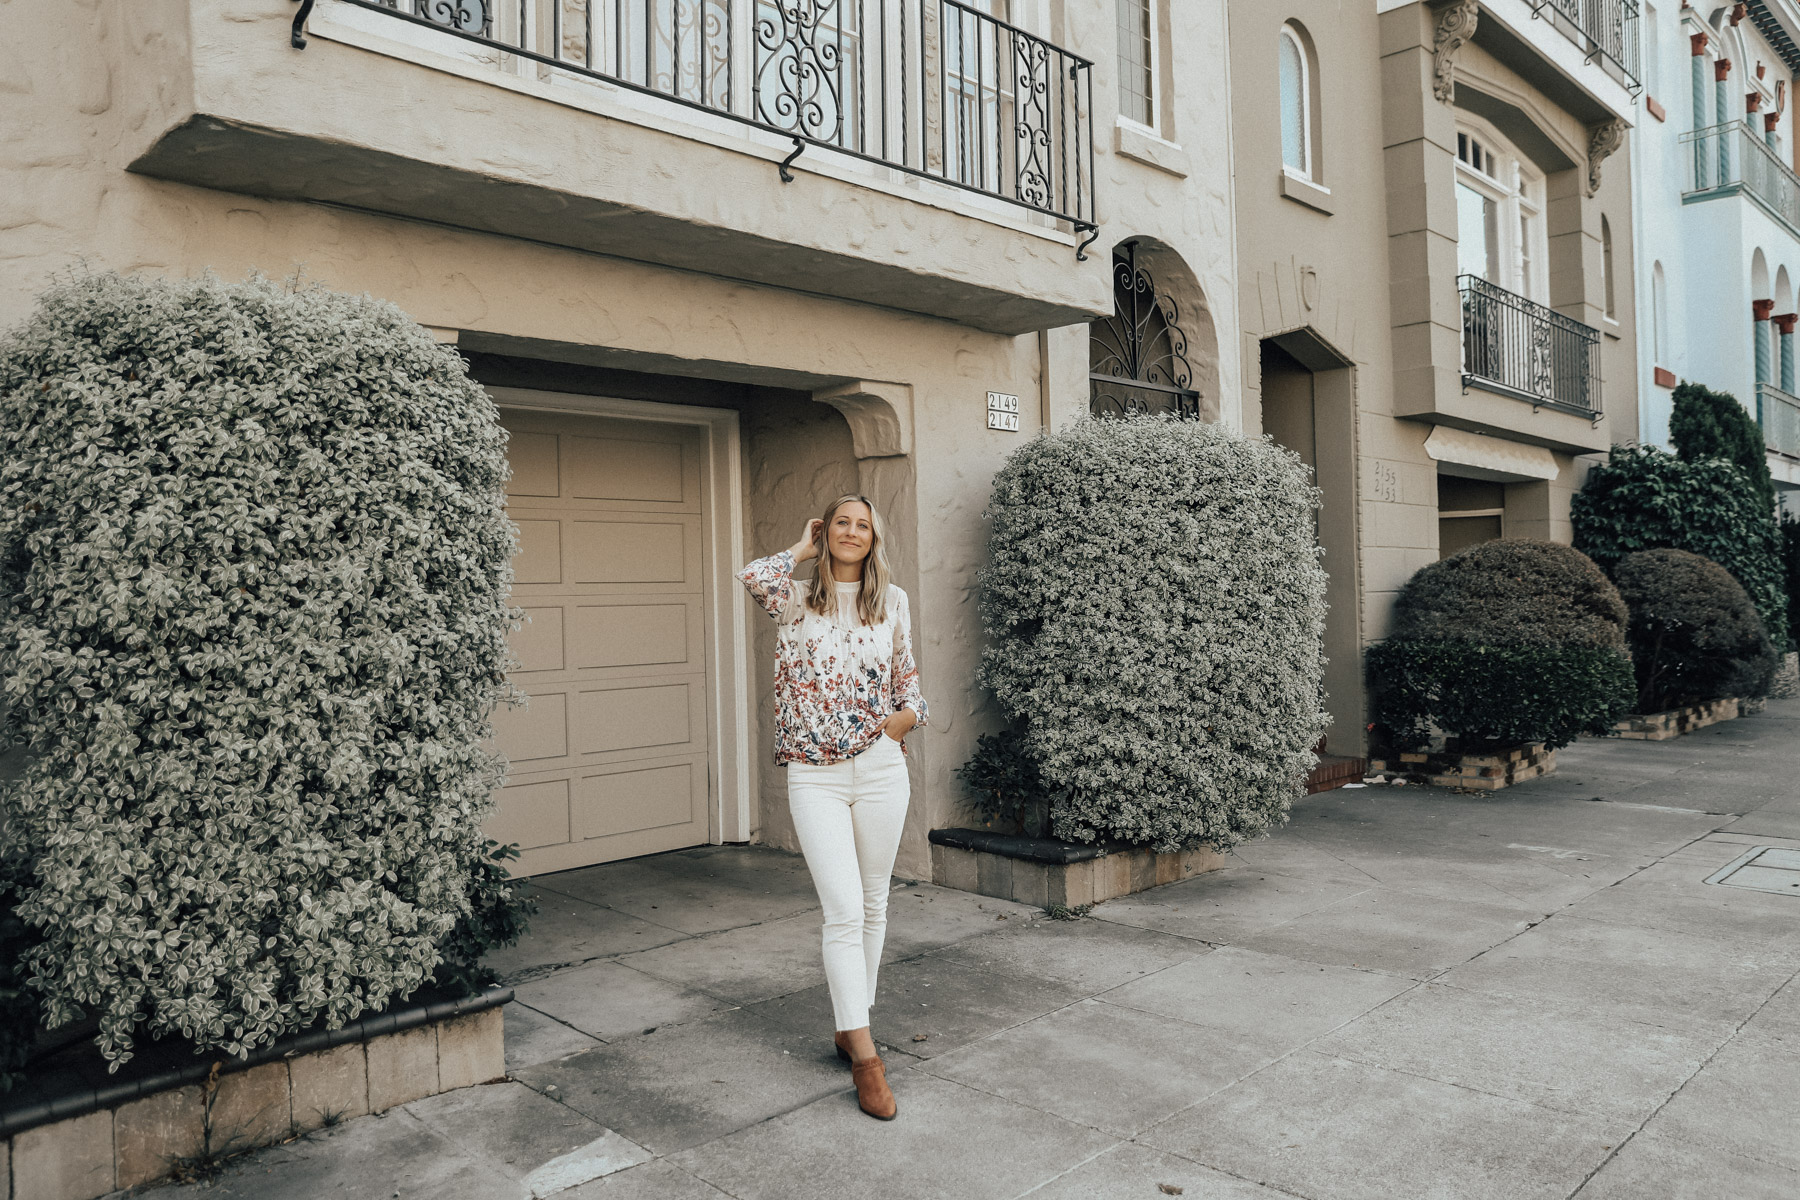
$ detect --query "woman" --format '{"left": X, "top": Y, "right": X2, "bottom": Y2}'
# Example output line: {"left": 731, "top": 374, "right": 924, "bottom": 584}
{"left": 736, "top": 494, "right": 928, "bottom": 1121}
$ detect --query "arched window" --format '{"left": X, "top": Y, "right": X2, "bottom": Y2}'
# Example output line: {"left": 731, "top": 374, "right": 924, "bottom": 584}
{"left": 1090, "top": 241, "right": 1202, "bottom": 419}
{"left": 1602, "top": 216, "right": 1616, "bottom": 320}
{"left": 1279, "top": 24, "right": 1315, "bottom": 179}
{"left": 1455, "top": 120, "right": 1548, "bottom": 301}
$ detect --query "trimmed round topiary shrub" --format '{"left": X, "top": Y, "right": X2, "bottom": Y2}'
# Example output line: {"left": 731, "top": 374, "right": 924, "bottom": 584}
{"left": 1573, "top": 443, "right": 1789, "bottom": 652}
{"left": 1613, "top": 548, "right": 1778, "bottom": 712}
{"left": 0, "top": 271, "right": 519, "bottom": 1067}
{"left": 1367, "top": 539, "right": 1634, "bottom": 752}
{"left": 975, "top": 415, "right": 1327, "bottom": 853}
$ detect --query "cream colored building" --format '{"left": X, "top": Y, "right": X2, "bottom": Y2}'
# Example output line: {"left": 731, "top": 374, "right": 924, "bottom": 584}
{"left": 0, "top": 0, "right": 1242, "bottom": 881}
{"left": 1231, "top": 0, "right": 1643, "bottom": 758}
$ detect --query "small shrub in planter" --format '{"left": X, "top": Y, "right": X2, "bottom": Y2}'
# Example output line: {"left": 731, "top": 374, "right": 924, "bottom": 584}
{"left": 1367, "top": 539, "right": 1634, "bottom": 752}
{"left": 1612, "top": 549, "right": 1778, "bottom": 713}
{"left": 954, "top": 729, "right": 1063, "bottom": 838}
{"left": 0, "top": 271, "right": 521, "bottom": 1066}
{"left": 1573, "top": 444, "right": 1789, "bottom": 652}
{"left": 975, "top": 415, "right": 1327, "bottom": 853}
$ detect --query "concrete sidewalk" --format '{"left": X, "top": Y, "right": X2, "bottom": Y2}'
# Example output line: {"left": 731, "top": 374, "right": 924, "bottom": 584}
{"left": 137, "top": 701, "right": 1800, "bottom": 1200}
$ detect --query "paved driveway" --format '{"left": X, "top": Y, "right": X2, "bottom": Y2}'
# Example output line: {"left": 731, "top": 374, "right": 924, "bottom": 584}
{"left": 140, "top": 699, "right": 1800, "bottom": 1199}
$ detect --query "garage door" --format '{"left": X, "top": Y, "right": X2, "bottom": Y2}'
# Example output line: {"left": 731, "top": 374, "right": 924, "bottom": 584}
{"left": 486, "top": 407, "right": 713, "bottom": 875}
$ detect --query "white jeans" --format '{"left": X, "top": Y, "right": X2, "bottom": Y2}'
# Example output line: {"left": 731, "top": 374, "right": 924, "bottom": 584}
{"left": 786, "top": 734, "right": 911, "bottom": 1031}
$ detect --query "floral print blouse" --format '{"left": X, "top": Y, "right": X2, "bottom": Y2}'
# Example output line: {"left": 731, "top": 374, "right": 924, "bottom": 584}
{"left": 737, "top": 551, "right": 929, "bottom": 765}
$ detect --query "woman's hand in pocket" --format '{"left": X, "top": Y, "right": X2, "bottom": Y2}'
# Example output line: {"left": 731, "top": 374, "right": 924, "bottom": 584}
{"left": 881, "top": 708, "right": 918, "bottom": 743}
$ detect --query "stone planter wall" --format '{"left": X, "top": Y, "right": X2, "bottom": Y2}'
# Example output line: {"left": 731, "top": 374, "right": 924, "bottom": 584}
{"left": 1, "top": 988, "right": 510, "bottom": 1200}
{"left": 928, "top": 828, "right": 1226, "bottom": 908}
{"left": 1366, "top": 743, "right": 1556, "bottom": 791}
{"left": 1610, "top": 698, "right": 1740, "bottom": 740}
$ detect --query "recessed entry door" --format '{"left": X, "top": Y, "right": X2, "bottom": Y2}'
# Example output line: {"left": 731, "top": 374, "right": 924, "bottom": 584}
{"left": 486, "top": 408, "right": 713, "bottom": 875}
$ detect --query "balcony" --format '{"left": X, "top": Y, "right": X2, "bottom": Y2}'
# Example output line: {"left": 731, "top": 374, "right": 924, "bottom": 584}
{"left": 1460, "top": 0, "right": 1637, "bottom": 124}
{"left": 1683, "top": 120, "right": 1800, "bottom": 238}
{"left": 1459, "top": 274, "right": 1603, "bottom": 420}
{"left": 125, "top": 0, "right": 1108, "bottom": 334}
{"left": 1758, "top": 382, "right": 1800, "bottom": 460}
{"left": 1533, "top": 0, "right": 1640, "bottom": 89}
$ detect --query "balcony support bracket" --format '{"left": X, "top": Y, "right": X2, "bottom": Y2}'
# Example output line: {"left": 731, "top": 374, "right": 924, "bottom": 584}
{"left": 778, "top": 137, "right": 806, "bottom": 184}
{"left": 290, "top": 0, "right": 315, "bottom": 50}
{"left": 1075, "top": 225, "right": 1101, "bottom": 262}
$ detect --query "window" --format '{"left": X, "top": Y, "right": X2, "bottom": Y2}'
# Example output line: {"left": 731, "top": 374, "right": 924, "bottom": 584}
{"left": 1279, "top": 24, "right": 1315, "bottom": 179}
{"left": 1117, "top": 0, "right": 1154, "bottom": 127}
{"left": 1454, "top": 123, "right": 1548, "bottom": 301}
{"left": 1438, "top": 476, "right": 1506, "bottom": 560}
{"left": 1602, "top": 216, "right": 1616, "bottom": 320}
{"left": 944, "top": 0, "right": 1009, "bottom": 186}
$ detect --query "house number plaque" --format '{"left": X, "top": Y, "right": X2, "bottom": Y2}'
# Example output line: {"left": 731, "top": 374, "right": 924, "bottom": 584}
{"left": 986, "top": 391, "right": 1021, "bottom": 431}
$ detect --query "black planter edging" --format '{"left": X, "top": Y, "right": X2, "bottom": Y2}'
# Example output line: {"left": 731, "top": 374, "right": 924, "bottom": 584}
{"left": 928, "top": 827, "right": 1111, "bottom": 865}
{"left": 0, "top": 984, "right": 512, "bottom": 1140}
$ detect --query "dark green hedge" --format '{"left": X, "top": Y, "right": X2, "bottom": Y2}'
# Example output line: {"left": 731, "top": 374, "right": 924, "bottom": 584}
{"left": 1367, "top": 639, "right": 1636, "bottom": 752}
{"left": 1670, "top": 381, "right": 1775, "bottom": 514}
{"left": 1572, "top": 445, "right": 1790, "bottom": 651}
{"left": 1367, "top": 539, "right": 1633, "bottom": 752}
{"left": 1614, "top": 548, "right": 1777, "bottom": 712}
{"left": 1387, "top": 538, "right": 1628, "bottom": 649}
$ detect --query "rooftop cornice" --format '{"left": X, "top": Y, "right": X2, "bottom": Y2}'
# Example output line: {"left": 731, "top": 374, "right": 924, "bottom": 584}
{"left": 1747, "top": 0, "right": 1800, "bottom": 78}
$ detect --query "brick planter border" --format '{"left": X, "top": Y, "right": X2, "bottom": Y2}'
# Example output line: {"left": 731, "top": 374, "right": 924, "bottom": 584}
{"left": 1, "top": 986, "right": 510, "bottom": 1200}
{"left": 1366, "top": 743, "right": 1556, "bottom": 790}
{"left": 928, "top": 828, "right": 1226, "bottom": 908}
{"left": 1609, "top": 697, "right": 1740, "bottom": 740}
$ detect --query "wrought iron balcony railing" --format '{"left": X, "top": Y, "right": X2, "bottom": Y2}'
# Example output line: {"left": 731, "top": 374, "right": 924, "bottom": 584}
{"left": 1533, "top": 0, "right": 1640, "bottom": 87}
{"left": 1683, "top": 120, "right": 1800, "bottom": 238}
{"left": 1757, "top": 382, "right": 1800, "bottom": 459}
{"left": 299, "top": 0, "right": 1097, "bottom": 238}
{"left": 1458, "top": 275, "right": 1603, "bottom": 419}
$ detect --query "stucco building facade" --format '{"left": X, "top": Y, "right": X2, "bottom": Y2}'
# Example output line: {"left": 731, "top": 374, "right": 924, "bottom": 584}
{"left": 1231, "top": 0, "right": 1644, "bottom": 760}
{"left": 0, "top": 0, "right": 1243, "bottom": 881}
{"left": 1632, "top": 0, "right": 1800, "bottom": 505}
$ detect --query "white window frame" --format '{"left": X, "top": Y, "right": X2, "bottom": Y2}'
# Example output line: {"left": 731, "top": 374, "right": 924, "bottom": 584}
{"left": 1454, "top": 118, "right": 1549, "bottom": 303}
{"left": 1279, "top": 23, "right": 1314, "bottom": 181}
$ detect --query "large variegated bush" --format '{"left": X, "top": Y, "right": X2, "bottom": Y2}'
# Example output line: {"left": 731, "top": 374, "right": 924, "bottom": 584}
{"left": 975, "top": 415, "right": 1327, "bottom": 852}
{"left": 0, "top": 272, "right": 517, "bottom": 1066}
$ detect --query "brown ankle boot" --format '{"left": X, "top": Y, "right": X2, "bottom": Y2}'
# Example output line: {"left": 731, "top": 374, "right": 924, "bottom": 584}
{"left": 850, "top": 1055, "right": 897, "bottom": 1120}
{"left": 833, "top": 1032, "right": 853, "bottom": 1064}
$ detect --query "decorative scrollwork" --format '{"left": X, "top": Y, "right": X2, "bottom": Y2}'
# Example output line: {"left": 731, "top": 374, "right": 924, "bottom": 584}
{"left": 417, "top": 0, "right": 488, "bottom": 35}
{"left": 1088, "top": 242, "right": 1201, "bottom": 419}
{"left": 754, "top": 0, "right": 845, "bottom": 143}
{"left": 1013, "top": 31, "right": 1052, "bottom": 209}
{"left": 1586, "top": 117, "right": 1627, "bottom": 197}
{"left": 1431, "top": 0, "right": 1479, "bottom": 103}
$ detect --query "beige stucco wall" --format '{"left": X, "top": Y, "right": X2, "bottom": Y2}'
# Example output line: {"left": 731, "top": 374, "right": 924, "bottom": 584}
{"left": 0, "top": 0, "right": 1241, "bottom": 881}
{"left": 1378, "top": 2, "right": 1633, "bottom": 465}
{"left": 1229, "top": 0, "right": 1399, "bottom": 755}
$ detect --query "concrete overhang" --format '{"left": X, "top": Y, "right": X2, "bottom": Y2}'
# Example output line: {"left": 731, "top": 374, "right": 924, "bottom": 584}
{"left": 1397, "top": 382, "right": 1612, "bottom": 456}
{"left": 1471, "top": 0, "right": 1638, "bottom": 126}
{"left": 128, "top": 1, "right": 1112, "bottom": 336}
{"left": 1375, "top": 0, "right": 1636, "bottom": 123}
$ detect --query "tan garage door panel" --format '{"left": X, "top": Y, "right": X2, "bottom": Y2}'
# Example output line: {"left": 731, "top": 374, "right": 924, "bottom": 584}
{"left": 573, "top": 761, "right": 701, "bottom": 841}
{"left": 487, "top": 406, "right": 713, "bottom": 876}
{"left": 487, "top": 779, "right": 572, "bottom": 851}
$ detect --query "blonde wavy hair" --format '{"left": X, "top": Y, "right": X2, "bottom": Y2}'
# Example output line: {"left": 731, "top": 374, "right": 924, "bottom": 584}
{"left": 805, "top": 494, "right": 892, "bottom": 626}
